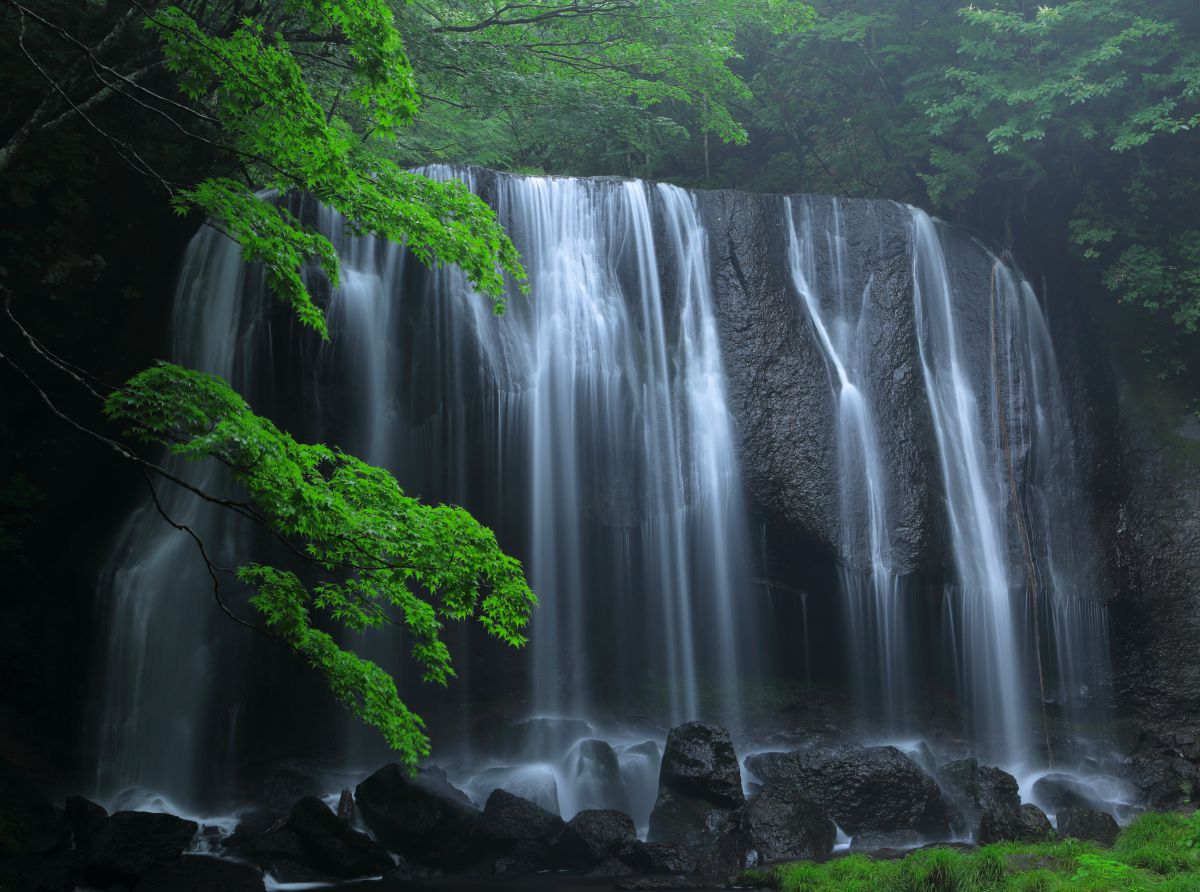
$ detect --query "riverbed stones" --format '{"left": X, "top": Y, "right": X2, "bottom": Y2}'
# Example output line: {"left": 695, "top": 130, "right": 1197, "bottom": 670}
{"left": 740, "top": 784, "right": 835, "bottom": 862}
{"left": 1056, "top": 806, "right": 1120, "bottom": 846}
{"left": 355, "top": 762, "right": 481, "bottom": 865}
{"left": 648, "top": 722, "right": 745, "bottom": 847}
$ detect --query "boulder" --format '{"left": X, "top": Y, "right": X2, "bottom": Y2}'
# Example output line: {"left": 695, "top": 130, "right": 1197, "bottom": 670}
{"left": 649, "top": 786, "right": 742, "bottom": 851}
{"left": 567, "top": 738, "right": 631, "bottom": 813}
{"left": 938, "top": 758, "right": 1028, "bottom": 843}
{"left": 355, "top": 763, "right": 480, "bottom": 866}
{"left": 850, "top": 829, "right": 922, "bottom": 852}
{"left": 223, "top": 821, "right": 316, "bottom": 882}
{"left": 788, "top": 746, "right": 950, "bottom": 836}
{"left": 1017, "top": 803, "right": 1053, "bottom": 840}
{"left": 284, "top": 795, "right": 392, "bottom": 878}
{"left": 744, "top": 748, "right": 833, "bottom": 787}
{"left": 555, "top": 809, "right": 637, "bottom": 867}
{"left": 656, "top": 723, "right": 744, "bottom": 807}
{"left": 1056, "top": 807, "right": 1119, "bottom": 847}
{"left": 618, "top": 841, "right": 697, "bottom": 874}
{"left": 64, "top": 796, "right": 108, "bottom": 851}
{"left": 84, "top": 811, "right": 198, "bottom": 886}
{"left": 1032, "top": 773, "right": 1106, "bottom": 813}
{"left": 740, "top": 785, "right": 835, "bottom": 862}
{"left": 648, "top": 723, "right": 744, "bottom": 848}
{"left": 479, "top": 788, "right": 564, "bottom": 861}
{"left": 132, "top": 855, "right": 265, "bottom": 891}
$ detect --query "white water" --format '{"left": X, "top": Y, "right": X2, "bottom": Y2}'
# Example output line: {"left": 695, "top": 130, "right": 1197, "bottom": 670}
{"left": 93, "top": 170, "right": 756, "bottom": 814}
{"left": 785, "top": 197, "right": 909, "bottom": 726}
{"left": 91, "top": 171, "right": 1117, "bottom": 823}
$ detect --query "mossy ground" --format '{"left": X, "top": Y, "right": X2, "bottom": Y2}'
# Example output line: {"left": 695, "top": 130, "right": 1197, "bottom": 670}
{"left": 743, "top": 811, "right": 1200, "bottom": 892}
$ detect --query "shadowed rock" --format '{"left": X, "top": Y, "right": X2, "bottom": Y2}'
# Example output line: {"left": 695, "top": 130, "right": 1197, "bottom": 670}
{"left": 355, "top": 763, "right": 481, "bottom": 866}
{"left": 84, "top": 811, "right": 198, "bottom": 886}
{"left": 1056, "top": 806, "right": 1119, "bottom": 846}
{"left": 741, "top": 785, "right": 835, "bottom": 862}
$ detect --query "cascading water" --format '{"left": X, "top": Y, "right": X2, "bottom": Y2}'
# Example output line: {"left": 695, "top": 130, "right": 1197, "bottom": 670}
{"left": 92, "top": 169, "right": 1122, "bottom": 831}
{"left": 910, "top": 209, "right": 1030, "bottom": 762}
{"left": 785, "top": 197, "right": 910, "bottom": 727}
{"left": 93, "top": 169, "right": 757, "bottom": 821}
{"left": 909, "top": 208, "right": 1113, "bottom": 773}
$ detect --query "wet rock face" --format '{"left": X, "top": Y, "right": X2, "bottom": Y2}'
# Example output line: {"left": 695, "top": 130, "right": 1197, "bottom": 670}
{"left": 83, "top": 811, "right": 198, "bottom": 887}
{"left": 656, "top": 721, "right": 744, "bottom": 807}
{"left": 747, "top": 744, "right": 949, "bottom": 837}
{"left": 1109, "top": 390, "right": 1200, "bottom": 772}
{"left": 354, "top": 763, "right": 481, "bottom": 866}
{"left": 647, "top": 722, "right": 745, "bottom": 847}
{"left": 555, "top": 809, "right": 638, "bottom": 867}
{"left": 938, "top": 758, "right": 1037, "bottom": 844}
{"left": 740, "top": 785, "right": 835, "bottom": 862}
{"left": 1032, "top": 773, "right": 1107, "bottom": 814}
{"left": 1017, "top": 804, "right": 1054, "bottom": 841}
{"left": 479, "top": 788, "right": 565, "bottom": 862}
{"left": 850, "top": 829, "right": 922, "bottom": 852}
{"left": 1056, "top": 806, "right": 1120, "bottom": 847}
{"left": 696, "top": 190, "right": 938, "bottom": 575}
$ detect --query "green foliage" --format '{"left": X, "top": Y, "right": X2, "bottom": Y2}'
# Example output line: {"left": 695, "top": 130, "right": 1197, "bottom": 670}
{"left": 760, "top": 814, "right": 1200, "bottom": 892}
{"left": 144, "top": 1, "right": 526, "bottom": 333}
{"left": 930, "top": 1, "right": 1200, "bottom": 340}
{"left": 390, "top": 0, "right": 814, "bottom": 175}
{"left": 104, "top": 362, "right": 536, "bottom": 764}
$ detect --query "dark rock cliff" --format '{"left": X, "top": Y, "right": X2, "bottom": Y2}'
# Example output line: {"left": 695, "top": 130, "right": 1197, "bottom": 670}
{"left": 696, "top": 189, "right": 939, "bottom": 575}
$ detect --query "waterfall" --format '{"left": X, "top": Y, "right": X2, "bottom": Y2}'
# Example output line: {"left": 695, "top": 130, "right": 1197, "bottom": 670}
{"left": 91, "top": 169, "right": 1116, "bottom": 819}
{"left": 94, "top": 226, "right": 262, "bottom": 810}
{"left": 92, "top": 170, "right": 756, "bottom": 814}
{"left": 909, "top": 208, "right": 1111, "bottom": 765}
{"left": 785, "top": 197, "right": 909, "bottom": 726}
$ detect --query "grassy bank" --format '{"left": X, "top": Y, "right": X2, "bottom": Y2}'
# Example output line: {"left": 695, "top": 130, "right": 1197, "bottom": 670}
{"left": 743, "top": 811, "right": 1200, "bottom": 891}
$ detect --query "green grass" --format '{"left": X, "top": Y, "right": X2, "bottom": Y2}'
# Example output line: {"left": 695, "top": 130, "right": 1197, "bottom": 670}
{"left": 745, "top": 812, "right": 1200, "bottom": 892}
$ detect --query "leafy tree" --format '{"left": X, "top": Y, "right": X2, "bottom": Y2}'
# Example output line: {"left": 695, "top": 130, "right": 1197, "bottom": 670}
{"left": 932, "top": 1, "right": 1200, "bottom": 344}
